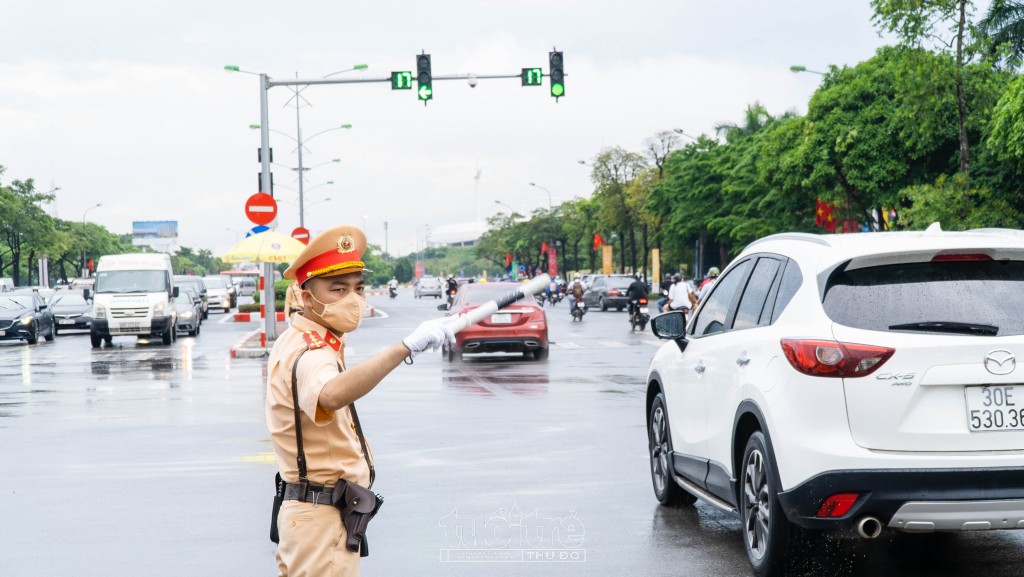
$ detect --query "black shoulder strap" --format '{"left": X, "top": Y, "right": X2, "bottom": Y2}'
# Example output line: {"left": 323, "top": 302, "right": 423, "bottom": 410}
{"left": 291, "top": 348, "right": 311, "bottom": 482}
{"left": 290, "top": 350, "right": 376, "bottom": 489}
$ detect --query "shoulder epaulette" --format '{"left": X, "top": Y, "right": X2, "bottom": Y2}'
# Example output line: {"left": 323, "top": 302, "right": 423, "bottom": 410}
{"left": 303, "top": 330, "right": 341, "bottom": 352}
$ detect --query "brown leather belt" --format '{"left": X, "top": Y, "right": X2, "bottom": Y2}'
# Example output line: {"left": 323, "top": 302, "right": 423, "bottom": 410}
{"left": 283, "top": 482, "right": 334, "bottom": 504}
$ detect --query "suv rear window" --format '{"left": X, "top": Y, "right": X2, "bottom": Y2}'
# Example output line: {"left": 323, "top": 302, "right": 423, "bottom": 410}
{"left": 823, "top": 260, "right": 1024, "bottom": 336}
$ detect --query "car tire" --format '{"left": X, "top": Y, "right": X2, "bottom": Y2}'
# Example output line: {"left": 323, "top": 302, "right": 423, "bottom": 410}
{"left": 45, "top": 325, "right": 55, "bottom": 342}
{"left": 189, "top": 326, "right": 198, "bottom": 337}
{"left": 224, "top": 306, "right": 230, "bottom": 313}
{"left": 599, "top": 297, "right": 607, "bottom": 312}
{"left": 53, "top": 325, "right": 59, "bottom": 337}
{"left": 162, "top": 325, "right": 173, "bottom": 345}
{"left": 533, "top": 347, "right": 549, "bottom": 361}
{"left": 26, "top": 327, "right": 38, "bottom": 345}
{"left": 616, "top": 306, "right": 624, "bottom": 312}
{"left": 203, "top": 310, "right": 209, "bottom": 320}
{"left": 648, "top": 392, "right": 697, "bottom": 507}
{"left": 91, "top": 334, "right": 102, "bottom": 348}
{"left": 740, "top": 431, "right": 791, "bottom": 577}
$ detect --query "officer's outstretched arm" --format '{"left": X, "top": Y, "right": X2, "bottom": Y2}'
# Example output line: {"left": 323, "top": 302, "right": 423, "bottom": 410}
{"left": 317, "top": 319, "right": 454, "bottom": 411}
{"left": 317, "top": 343, "right": 410, "bottom": 411}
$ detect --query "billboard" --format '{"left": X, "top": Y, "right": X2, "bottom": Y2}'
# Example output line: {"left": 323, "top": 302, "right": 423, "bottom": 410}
{"left": 132, "top": 220, "right": 179, "bottom": 248}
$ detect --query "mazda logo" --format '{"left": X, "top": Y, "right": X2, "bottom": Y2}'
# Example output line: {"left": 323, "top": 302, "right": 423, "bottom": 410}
{"left": 984, "top": 350, "right": 1016, "bottom": 376}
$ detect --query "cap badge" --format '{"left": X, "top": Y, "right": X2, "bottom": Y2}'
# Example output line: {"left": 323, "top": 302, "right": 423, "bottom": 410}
{"left": 337, "top": 235, "right": 355, "bottom": 253}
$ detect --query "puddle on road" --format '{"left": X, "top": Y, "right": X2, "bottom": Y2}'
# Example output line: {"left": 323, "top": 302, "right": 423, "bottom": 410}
{"left": 442, "top": 361, "right": 550, "bottom": 397}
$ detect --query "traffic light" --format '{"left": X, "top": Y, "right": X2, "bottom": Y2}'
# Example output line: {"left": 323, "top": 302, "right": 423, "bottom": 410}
{"left": 416, "top": 53, "right": 433, "bottom": 102}
{"left": 549, "top": 50, "right": 564, "bottom": 99}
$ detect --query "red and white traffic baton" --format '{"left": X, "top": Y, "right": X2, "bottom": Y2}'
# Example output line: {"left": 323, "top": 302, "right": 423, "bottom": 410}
{"left": 445, "top": 274, "right": 551, "bottom": 333}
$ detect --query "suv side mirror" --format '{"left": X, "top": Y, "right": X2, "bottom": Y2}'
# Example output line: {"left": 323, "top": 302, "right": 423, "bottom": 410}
{"left": 652, "top": 310, "right": 688, "bottom": 352}
{"left": 172, "top": 286, "right": 179, "bottom": 298}
{"left": 83, "top": 288, "right": 91, "bottom": 301}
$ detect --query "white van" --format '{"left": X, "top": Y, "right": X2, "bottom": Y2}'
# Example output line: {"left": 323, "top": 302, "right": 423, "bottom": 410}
{"left": 90, "top": 254, "right": 178, "bottom": 347}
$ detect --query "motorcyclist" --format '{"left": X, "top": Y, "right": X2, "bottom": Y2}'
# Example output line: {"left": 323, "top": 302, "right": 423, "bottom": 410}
{"left": 626, "top": 273, "right": 648, "bottom": 318}
{"left": 446, "top": 274, "right": 458, "bottom": 299}
{"left": 568, "top": 274, "right": 586, "bottom": 311}
{"left": 388, "top": 276, "right": 399, "bottom": 297}
{"left": 663, "top": 273, "right": 695, "bottom": 316}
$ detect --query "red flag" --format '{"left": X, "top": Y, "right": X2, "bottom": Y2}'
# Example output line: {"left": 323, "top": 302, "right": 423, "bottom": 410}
{"left": 504, "top": 253, "right": 513, "bottom": 267}
{"left": 825, "top": 211, "right": 838, "bottom": 233}
{"left": 593, "top": 233, "right": 605, "bottom": 251}
{"left": 541, "top": 241, "right": 549, "bottom": 255}
{"left": 815, "top": 200, "right": 825, "bottom": 227}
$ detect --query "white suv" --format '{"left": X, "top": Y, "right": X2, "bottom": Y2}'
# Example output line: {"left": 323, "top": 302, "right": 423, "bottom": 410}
{"left": 646, "top": 225, "right": 1024, "bottom": 576}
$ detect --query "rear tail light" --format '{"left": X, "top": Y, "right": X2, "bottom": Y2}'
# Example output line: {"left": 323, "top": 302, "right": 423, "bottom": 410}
{"left": 530, "top": 310, "right": 546, "bottom": 322}
{"left": 639, "top": 298, "right": 648, "bottom": 305}
{"left": 608, "top": 290, "right": 621, "bottom": 296}
{"left": 931, "top": 253, "right": 992, "bottom": 262}
{"left": 817, "top": 493, "right": 859, "bottom": 517}
{"left": 780, "top": 339, "right": 894, "bottom": 378}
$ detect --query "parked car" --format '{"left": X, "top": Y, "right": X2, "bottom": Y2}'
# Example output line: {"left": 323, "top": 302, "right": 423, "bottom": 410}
{"left": 49, "top": 291, "right": 93, "bottom": 333}
{"left": 440, "top": 282, "right": 548, "bottom": 361}
{"left": 582, "top": 274, "right": 634, "bottom": 311}
{"left": 217, "top": 274, "right": 238, "bottom": 307}
{"left": 0, "top": 277, "right": 14, "bottom": 292}
{"left": 414, "top": 275, "right": 443, "bottom": 299}
{"left": 0, "top": 291, "right": 56, "bottom": 344}
{"left": 174, "top": 275, "right": 209, "bottom": 319}
{"left": 201, "top": 276, "right": 233, "bottom": 313}
{"left": 173, "top": 291, "right": 201, "bottom": 337}
{"left": 645, "top": 225, "right": 1024, "bottom": 576}
{"left": 237, "top": 278, "right": 257, "bottom": 297}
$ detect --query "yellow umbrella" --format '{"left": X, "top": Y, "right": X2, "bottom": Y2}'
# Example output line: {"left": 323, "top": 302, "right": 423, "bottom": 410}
{"left": 222, "top": 230, "right": 306, "bottom": 264}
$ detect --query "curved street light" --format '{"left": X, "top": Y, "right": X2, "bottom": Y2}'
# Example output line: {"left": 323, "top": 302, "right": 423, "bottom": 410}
{"left": 528, "top": 183, "right": 553, "bottom": 208}
{"left": 789, "top": 65, "right": 826, "bottom": 76}
{"left": 82, "top": 203, "right": 102, "bottom": 223}
{"left": 672, "top": 128, "right": 699, "bottom": 142}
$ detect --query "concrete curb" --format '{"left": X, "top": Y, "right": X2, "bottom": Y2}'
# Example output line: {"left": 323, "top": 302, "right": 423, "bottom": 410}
{"left": 229, "top": 327, "right": 266, "bottom": 358}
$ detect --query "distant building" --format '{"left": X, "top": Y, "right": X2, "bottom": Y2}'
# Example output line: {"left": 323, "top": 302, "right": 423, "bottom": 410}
{"left": 429, "top": 221, "right": 489, "bottom": 247}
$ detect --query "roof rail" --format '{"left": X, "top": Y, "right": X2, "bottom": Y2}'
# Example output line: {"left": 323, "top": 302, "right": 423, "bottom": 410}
{"left": 967, "top": 228, "right": 1024, "bottom": 238}
{"left": 745, "top": 232, "right": 832, "bottom": 251}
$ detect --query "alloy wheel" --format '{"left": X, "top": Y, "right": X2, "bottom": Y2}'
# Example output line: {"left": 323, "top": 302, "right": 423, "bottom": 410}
{"left": 650, "top": 405, "right": 670, "bottom": 495}
{"left": 743, "top": 447, "right": 770, "bottom": 561}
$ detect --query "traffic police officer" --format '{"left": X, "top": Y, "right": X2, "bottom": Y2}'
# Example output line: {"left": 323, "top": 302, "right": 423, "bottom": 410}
{"left": 266, "top": 224, "right": 454, "bottom": 576}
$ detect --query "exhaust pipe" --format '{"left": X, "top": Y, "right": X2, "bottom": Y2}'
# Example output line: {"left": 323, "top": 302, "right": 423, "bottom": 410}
{"left": 856, "top": 516, "right": 883, "bottom": 539}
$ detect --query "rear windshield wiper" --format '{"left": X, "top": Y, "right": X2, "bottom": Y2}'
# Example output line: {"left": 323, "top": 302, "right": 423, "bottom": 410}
{"left": 888, "top": 321, "right": 999, "bottom": 336}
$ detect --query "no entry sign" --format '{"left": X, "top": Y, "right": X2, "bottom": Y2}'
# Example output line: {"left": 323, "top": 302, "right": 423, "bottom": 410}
{"left": 244, "top": 192, "right": 277, "bottom": 226}
{"left": 291, "top": 226, "right": 310, "bottom": 245}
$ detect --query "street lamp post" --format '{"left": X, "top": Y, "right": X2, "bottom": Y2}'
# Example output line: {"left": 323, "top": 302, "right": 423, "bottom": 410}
{"left": 528, "top": 182, "right": 553, "bottom": 208}
{"left": 672, "top": 128, "right": 699, "bottom": 142}
{"left": 789, "top": 65, "right": 826, "bottom": 76}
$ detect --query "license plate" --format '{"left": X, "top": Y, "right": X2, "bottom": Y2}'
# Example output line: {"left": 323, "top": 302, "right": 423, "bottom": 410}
{"left": 640, "top": 307, "right": 649, "bottom": 314}
{"left": 120, "top": 322, "right": 142, "bottom": 333}
{"left": 965, "top": 385, "right": 1024, "bottom": 431}
{"left": 577, "top": 302, "right": 585, "bottom": 308}
{"left": 490, "top": 313, "right": 512, "bottom": 324}
{"left": 59, "top": 319, "right": 76, "bottom": 325}
{"left": 0, "top": 330, "right": 5, "bottom": 336}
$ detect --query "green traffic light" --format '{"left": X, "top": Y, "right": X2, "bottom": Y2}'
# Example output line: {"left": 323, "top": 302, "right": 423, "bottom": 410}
{"left": 551, "top": 83, "right": 564, "bottom": 97}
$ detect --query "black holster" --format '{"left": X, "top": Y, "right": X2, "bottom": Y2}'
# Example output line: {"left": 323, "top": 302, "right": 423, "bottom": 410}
{"left": 332, "top": 480, "right": 384, "bottom": 557}
{"left": 270, "top": 473, "right": 286, "bottom": 544}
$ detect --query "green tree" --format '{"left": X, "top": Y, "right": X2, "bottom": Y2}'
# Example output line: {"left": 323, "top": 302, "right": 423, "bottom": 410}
{"left": 978, "top": 0, "right": 1024, "bottom": 66}
{"left": 871, "top": 0, "right": 977, "bottom": 172}
{"left": 392, "top": 257, "right": 413, "bottom": 283}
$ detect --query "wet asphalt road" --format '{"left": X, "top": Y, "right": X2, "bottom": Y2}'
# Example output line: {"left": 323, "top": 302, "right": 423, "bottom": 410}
{"left": 2, "top": 290, "right": 1024, "bottom": 576}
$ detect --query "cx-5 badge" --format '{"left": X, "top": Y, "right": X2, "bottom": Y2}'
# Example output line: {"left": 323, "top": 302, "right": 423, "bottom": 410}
{"left": 984, "top": 350, "right": 1016, "bottom": 376}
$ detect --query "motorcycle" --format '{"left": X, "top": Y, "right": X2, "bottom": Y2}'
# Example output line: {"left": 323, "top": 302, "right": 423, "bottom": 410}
{"left": 445, "top": 288, "right": 457, "bottom": 310}
{"left": 534, "top": 293, "right": 546, "bottom": 307}
{"left": 388, "top": 285, "right": 398, "bottom": 299}
{"left": 570, "top": 299, "right": 587, "bottom": 322}
{"left": 629, "top": 297, "right": 650, "bottom": 332}
{"left": 548, "top": 291, "right": 563, "bottom": 306}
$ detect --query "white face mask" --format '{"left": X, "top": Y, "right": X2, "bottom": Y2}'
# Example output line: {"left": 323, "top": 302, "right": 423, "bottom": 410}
{"left": 306, "top": 290, "right": 364, "bottom": 334}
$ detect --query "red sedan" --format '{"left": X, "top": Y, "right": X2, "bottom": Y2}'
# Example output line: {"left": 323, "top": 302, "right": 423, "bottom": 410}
{"left": 442, "top": 282, "right": 549, "bottom": 362}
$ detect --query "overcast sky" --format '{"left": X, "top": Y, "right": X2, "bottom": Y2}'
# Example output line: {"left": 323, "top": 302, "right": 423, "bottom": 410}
{"left": 1, "top": 0, "right": 916, "bottom": 258}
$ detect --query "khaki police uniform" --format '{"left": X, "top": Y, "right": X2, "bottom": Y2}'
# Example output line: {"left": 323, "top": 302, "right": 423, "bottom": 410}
{"left": 266, "top": 225, "right": 372, "bottom": 577}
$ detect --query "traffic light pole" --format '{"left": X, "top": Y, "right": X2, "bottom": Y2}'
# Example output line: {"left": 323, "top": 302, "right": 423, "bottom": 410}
{"left": 254, "top": 67, "right": 557, "bottom": 344}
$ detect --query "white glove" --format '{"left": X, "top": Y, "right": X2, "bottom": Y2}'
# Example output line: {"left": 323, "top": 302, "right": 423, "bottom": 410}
{"left": 403, "top": 319, "right": 456, "bottom": 358}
